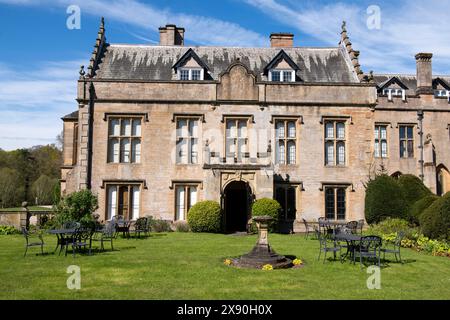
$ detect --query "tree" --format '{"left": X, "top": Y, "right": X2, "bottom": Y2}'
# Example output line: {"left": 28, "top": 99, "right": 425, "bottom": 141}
{"left": 31, "top": 174, "right": 59, "bottom": 205}
{"left": 0, "top": 168, "right": 24, "bottom": 208}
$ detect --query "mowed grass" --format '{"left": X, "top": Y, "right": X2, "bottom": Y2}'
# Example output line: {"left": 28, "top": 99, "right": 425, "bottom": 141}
{"left": 0, "top": 232, "right": 449, "bottom": 300}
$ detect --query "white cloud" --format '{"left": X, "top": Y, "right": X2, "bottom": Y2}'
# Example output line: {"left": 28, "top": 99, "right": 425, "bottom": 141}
{"left": 243, "top": 0, "right": 450, "bottom": 74}
{"left": 0, "top": 0, "right": 266, "bottom": 46}
{"left": 0, "top": 60, "right": 83, "bottom": 150}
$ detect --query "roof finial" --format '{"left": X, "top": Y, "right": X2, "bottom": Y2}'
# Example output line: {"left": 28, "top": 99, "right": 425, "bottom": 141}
{"left": 79, "top": 65, "right": 85, "bottom": 79}
{"left": 342, "top": 21, "right": 347, "bottom": 33}
{"left": 101, "top": 16, "right": 105, "bottom": 28}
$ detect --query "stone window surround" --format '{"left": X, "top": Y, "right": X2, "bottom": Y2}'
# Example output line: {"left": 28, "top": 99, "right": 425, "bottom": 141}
{"left": 106, "top": 116, "right": 143, "bottom": 164}
{"left": 396, "top": 122, "right": 417, "bottom": 159}
{"left": 374, "top": 122, "right": 391, "bottom": 159}
{"left": 221, "top": 115, "right": 254, "bottom": 163}
{"left": 272, "top": 116, "right": 302, "bottom": 166}
{"left": 323, "top": 117, "right": 348, "bottom": 167}
{"left": 170, "top": 180, "right": 203, "bottom": 221}
{"left": 102, "top": 180, "right": 146, "bottom": 221}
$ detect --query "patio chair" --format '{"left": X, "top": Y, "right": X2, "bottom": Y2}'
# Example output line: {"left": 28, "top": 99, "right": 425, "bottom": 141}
{"left": 67, "top": 227, "right": 94, "bottom": 257}
{"left": 353, "top": 236, "right": 382, "bottom": 269}
{"left": 302, "top": 218, "right": 313, "bottom": 239}
{"left": 380, "top": 231, "right": 404, "bottom": 263}
{"left": 92, "top": 221, "right": 116, "bottom": 251}
{"left": 63, "top": 221, "right": 80, "bottom": 230}
{"left": 346, "top": 221, "right": 358, "bottom": 234}
{"left": 115, "top": 216, "right": 131, "bottom": 238}
{"left": 315, "top": 228, "right": 342, "bottom": 263}
{"left": 22, "top": 227, "right": 45, "bottom": 257}
{"left": 129, "top": 217, "right": 148, "bottom": 239}
{"left": 357, "top": 219, "right": 365, "bottom": 235}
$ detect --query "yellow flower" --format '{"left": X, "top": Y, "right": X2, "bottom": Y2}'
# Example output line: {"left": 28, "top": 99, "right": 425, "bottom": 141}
{"left": 262, "top": 264, "right": 273, "bottom": 271}
{"left": 224, "top": 259, "right": 232, "bottom": 266}
{"left": 293, "top": 258, "right": 303, "bottom": 266}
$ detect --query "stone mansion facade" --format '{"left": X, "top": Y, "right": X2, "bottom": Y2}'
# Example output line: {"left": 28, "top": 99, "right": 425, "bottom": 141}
{"left": 61, "top": 19, "right": 450, "bottom": 232}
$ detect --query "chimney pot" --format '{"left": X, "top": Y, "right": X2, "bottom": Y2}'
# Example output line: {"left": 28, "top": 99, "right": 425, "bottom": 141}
{"left": 415, "top": 53, "right": 433, "bottom": 95}
{"left": 270, "top": 33, "right": 294, "bottom": 48}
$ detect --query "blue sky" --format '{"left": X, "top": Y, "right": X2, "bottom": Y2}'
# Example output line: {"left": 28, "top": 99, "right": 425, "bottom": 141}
{"left": 0, "top": 0, "right": 449, "bottom": 150}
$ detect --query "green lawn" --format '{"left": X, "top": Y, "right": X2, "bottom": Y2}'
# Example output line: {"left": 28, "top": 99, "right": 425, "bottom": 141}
{"left": 1, "top": 232, "right": 449, "bottom": 300}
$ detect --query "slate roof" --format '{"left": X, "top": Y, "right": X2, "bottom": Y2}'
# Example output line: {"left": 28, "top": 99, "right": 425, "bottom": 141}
{"left": 62, "top": 110, "right": 78, "bottom": 120}
{"left": 94, "top": 44, "right": 359, "bottom": 83}
{"left": 374, "top": 74, "right": 450, "bottom": 95}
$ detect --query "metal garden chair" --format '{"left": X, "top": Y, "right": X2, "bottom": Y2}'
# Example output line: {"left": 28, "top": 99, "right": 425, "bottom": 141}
{"left": 346, "top": 221, "right": 358, "bottom": 234}
{"left": 302, "top": 218, "right": 313, "bottom": 239}
{"left": 129, "top": 217, "right": 148, "bottom": 238}
{"left": 315, "top": 228, "right": 342, "bottom": 263}
{"left": 380, "top": 231, "right": 404, "bottom": 263}
{"left": 357, "top": 219, "right": 365, "bottom": 235}
{"left": 353, "top": 236, "right": 382, "bottom": 269}
{"left": 22, "top": 227, "right": 45, "bottom": 257}
{"left": 67, "top": 227, "right": 94, "bottom": 257}
{"left": 92, "top": 221, "right": 116, "bottom": 251}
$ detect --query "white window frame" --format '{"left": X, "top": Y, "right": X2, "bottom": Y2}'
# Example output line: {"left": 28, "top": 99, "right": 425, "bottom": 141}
{"left": 324, "top": 120, "right": 346, "bottom": 166}
{"left": 374, "top": 125, "right": 388, "bottom": 158}
{"left": 434, "top": 89, "right": 450, "bottom": 99}
{"left": 269, "top": 69, "right": 294, "bottom": 82}
{"left": 178, "top": 68, "right": 204, "bottom": 81}
{"left": 107, "top": 117, "right": 142, "bottom": 164}
{"left": 174, "top": 184, "right": 199, "bottom": 221}
{"left": 176, "top": 118, "right": 199, "bottom": 165}
{"left": 382, "top": 88, "right": 406, "bottom": 101}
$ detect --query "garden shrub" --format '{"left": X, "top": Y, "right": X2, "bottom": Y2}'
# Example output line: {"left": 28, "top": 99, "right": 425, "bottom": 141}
{"left": 146, "top": 216, "right": 172, "bottom": 233}
{"left": 54, "top": 189, "right": 98, "bottom": 227}
{"left": 0, "top": 225, "right": 20, "bottom": 235}
{"left": 251, "top": 198, "right": 282, "bottom": 232}
{"left": 187, "top": 201, "right": 222, "bottom": 233}
{"left": 173, "top": 220, "right": 190, "bottom": 232}
{"left": 364, "top": 175, "right": 407, "bottom": 224}
{"left": 398, "top": 174, "right": 432, "bottom": 205}
{"left": 366, "top": 218, "right": 416, "bottom": 238}
{"left": 420, "top": 192, "right": 450, "bottom": 240}
{"left": 410, "top": 195, "right": 439, "bottom": 225}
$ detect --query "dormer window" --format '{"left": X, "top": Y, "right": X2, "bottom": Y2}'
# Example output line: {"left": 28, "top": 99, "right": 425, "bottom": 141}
{"left": 382, "top": 88, "right": 406, "bottom": 101}
{"left": 178, "top": 68, "right": 204, "bottom": 81}
{"left": 269, "top": 70, "right": 294, "bottom": 82}
{"left": 434, "top": 89, "right": 449, "bottom": 98}
{"left": 173, "top": 48, "right": 209, "bottom": 82}
{"left": 264, "top": 50, "right": 300, "bottom": 83}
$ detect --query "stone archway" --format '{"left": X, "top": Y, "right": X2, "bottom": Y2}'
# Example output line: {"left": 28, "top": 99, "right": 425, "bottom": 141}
{"left": 437, "top": 165, "right": 450, "bottom": 196}
{"left": 223, "top": 180, "right": 253, "bottom": 233}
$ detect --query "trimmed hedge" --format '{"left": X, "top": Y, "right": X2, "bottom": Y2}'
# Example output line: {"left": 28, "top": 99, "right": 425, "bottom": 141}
{"left": 187, "top": 201, "right": 222, "bottom": 233}
{"left": 365, "top": 175, "right": 407, "bottom": 224}
{"left": 398, "top": 174, "right": 432, "bottom": 206}
{"left": 420, "top": 192, "right": 450, "bottom": 240}
{"left": 410, "top": 195, "right": 439, "bottom": 225}
{"left": 252, "top": 198, "right": 281, "bottom": 232}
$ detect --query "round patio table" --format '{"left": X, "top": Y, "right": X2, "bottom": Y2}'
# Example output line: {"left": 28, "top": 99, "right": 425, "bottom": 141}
{"left": 333, "top": 233, "right": 363, "bottom": 261}
{"left": 47, "top": 229, "right": 76, "bottom": 255}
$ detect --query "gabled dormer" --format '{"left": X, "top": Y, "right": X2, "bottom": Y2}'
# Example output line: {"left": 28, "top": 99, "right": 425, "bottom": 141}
{"left": 173, "top": 48, "right": 210, "bottom": 81}
{"left": 377, "top": 77, "right": 408, "bottom": 101}
{"left": 263, "top": 50, "right": 300, "bottom": 83}
{"left": 433, "top": 78, "right": 450, "bottom": 99}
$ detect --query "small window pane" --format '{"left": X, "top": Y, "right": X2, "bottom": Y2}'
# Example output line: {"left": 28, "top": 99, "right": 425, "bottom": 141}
{"left": 191, "top": 138, "right": 198, "bottom": 164}
{"left": 277, "top": 141, "right": 285, "bottom": 164}
{"left": 325, "top": 188, "right": 335, "bottom": 220}
{"left": 131, "top": 186, "right": 140, "bottom": 220}
{"left": 107, "top": 186, "right": 117, "bottom": 220}
{"left": 407, "top": 127, "right": 413, "bottom": 139}
{"left": 282, "top": 71, "right": 292, "bottom": 82}
{"left": 176, "top": 187, "right": 185, "bottom": 220}
{"left": 191, "top": 69, "right": 201, "bottom": 80}
{"left": 109, "top": 119, "right": 120, "bottom": 136}
{"left": 276, "top": 121, "right": 285, "bottom": 138}
{"left": 374, "top": 140, "right": 380, "bottom": 158}
{"left": 121, "top": 138, "right": 130, "bottom": 163}
{"left": 336, "top": 188, "right": 346, "bottom": 220}
{"left": 400, "top": 126, "right": 406, "bottom": 139}
{"left": 288, "top": 141, "right": 296, "bottom": 164}
{"left": 400, "top": 140, "right": 407, "bottom": 158}
{"left": 131, "top": 139, "right": 141, "bottom": 163}
{"left": 121, "top": 119, "right": 131, "bottom": 136}
{"left": 381, "top": 141, "right": 387, "bottom": 158}
{"left": 271, "top": 71, "right": 281, "bottom": 82}
{"left": 287, "top": 121, "right": 296, "bottom": 138}
{"left": 380, "top": 126, "right": 387, "bottom": 139}
{"left": 176, "top": 139, "right": 188, "bottom": 164}
{"left": 325, "top": 142, "right": 334, "bottom": 165}
{"left": 177, "top": 119, "right": 188, "bottom": 137}
{"left": 374, "top": 126, "right": 379, "bottom": 139}
{"left": 337, "top": 123, "right": 345, "bottom": 139}
{"left": 238, "top": 120, "right": 247, "bottom": 138}
{"left": 108, "top": 138, "right": 119, "bottom": 163}
{"left": 189, "top": 187, "right": 197, "bottom": 209}
{"left": 325, "top": 123, "right": 334, "bottom": 139}
{"left": 337, "top": 142, "right": 345, "bottom": 165}
{"left": 132, "top": 119, "right": 141, "bottom": 136}
{"left": 180, "top": 70, "right": 189, "bottom": 80}
{"left": 189, "top": 120, "right": 198, "bottom": 137}
{"left": 407, "top": 140, "right": 414, "bottom": 158}
{"left": 226, "top": 120, "right": 236, "bottom": 138}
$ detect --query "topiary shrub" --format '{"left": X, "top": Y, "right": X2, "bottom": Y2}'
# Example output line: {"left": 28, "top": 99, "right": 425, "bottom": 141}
{"left": 365, "top": 175, "right": 407, "bottom": 224}
{"left": 398, "top": 174, "right": 432, "bottom": 206}
{"left": 420, "top": 192, "right": 450, "bottom": 240}
{"left": 410, "top": 195, "right": 439, "bottom": 225}
{"left": 187, "top": 201, "right": 222, "bottom": 233}
{"left": 251, "top": 198, "right": 281, "bottom": 232}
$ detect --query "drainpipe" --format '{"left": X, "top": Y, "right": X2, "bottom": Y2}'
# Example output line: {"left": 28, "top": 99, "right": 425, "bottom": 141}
{"left": 86, "top": 82, "right": 95, "bottom": 190}
{"left": 417, "top": 109, "right": 424, "bottom": 182}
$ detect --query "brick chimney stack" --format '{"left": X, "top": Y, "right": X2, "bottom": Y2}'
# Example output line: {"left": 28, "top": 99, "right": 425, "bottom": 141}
{"left": 270, "top": 33, "right": 294, "bottom": 48}
{"left": 415, "top": 53, "right": 433, "bottom": 95}
{"left": 159, "top": 24, "right": 185, "bottom": 46}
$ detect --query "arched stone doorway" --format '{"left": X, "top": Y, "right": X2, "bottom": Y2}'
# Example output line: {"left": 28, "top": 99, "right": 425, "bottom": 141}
{"left": 223, "top": 181, "right": 253, "bottom": 233}
{"left": 437, "top": 165, "right": 450, "bottom": 196}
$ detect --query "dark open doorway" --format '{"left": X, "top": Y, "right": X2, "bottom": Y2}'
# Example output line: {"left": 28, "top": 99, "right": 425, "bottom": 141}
{"left": 223, "top": 181, "right": 251, "bottom": 233}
